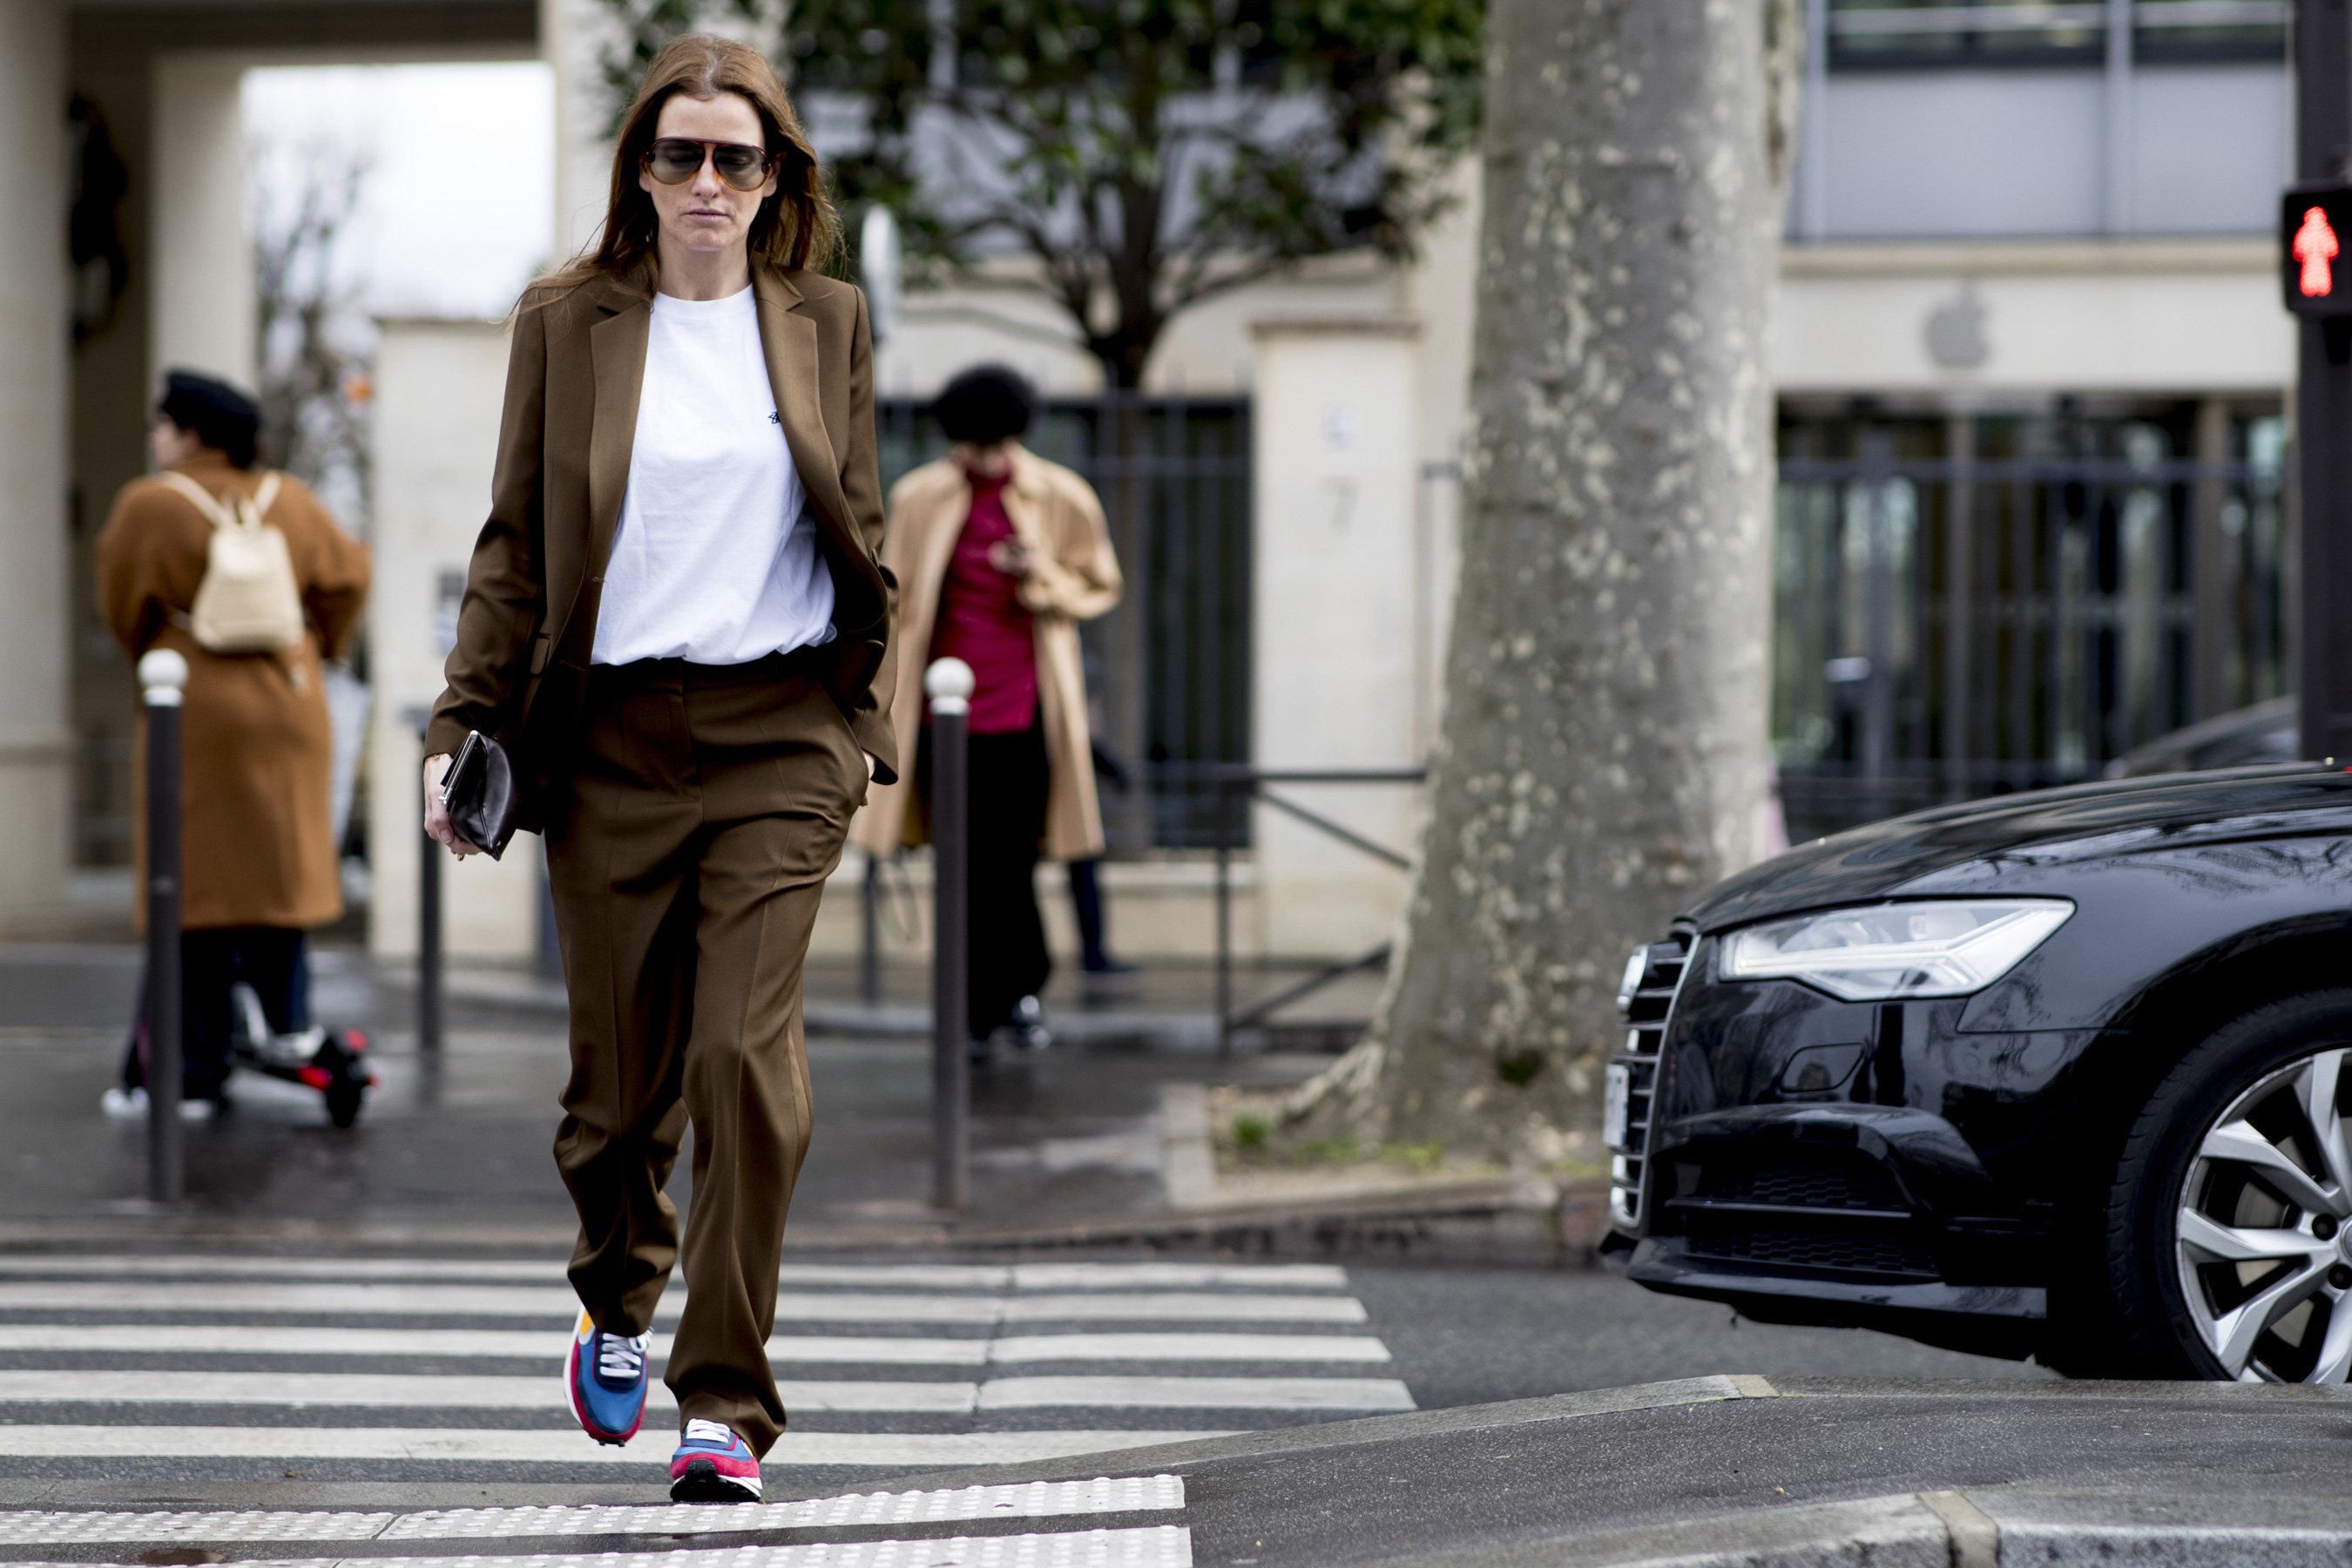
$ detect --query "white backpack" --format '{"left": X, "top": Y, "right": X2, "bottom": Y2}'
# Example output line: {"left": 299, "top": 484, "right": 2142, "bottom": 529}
{"left": 155, "top": 470, "right": 305, "bottom": 654}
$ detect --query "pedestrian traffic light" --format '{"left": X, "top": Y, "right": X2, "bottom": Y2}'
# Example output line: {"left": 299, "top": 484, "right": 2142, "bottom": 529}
{"left": 2283, "top": 184, "right": 2352, "bottom": 316}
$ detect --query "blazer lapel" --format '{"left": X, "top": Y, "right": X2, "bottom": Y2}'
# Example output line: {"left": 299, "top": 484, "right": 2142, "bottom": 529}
{"left": 585, "top": 280, "right": 652, "bottom": 585}
{"left": 753, "top": 270, "right": 857, "bottom": 574}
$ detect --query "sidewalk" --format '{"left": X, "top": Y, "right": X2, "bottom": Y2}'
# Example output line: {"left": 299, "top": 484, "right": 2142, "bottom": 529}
{"left": 0, "top": 942, "right": 1522, "bottom": 1254}
{"left": 419, "top": 954, "right": 1383, "bottom": 1054}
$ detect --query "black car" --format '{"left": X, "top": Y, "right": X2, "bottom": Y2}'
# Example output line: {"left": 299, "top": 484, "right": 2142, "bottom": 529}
{"left": 1601, "top": 763, "right": 2352, "bottom": 1383}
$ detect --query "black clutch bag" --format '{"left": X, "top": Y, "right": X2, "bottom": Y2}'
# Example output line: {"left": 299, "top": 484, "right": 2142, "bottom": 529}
{"left": 443, "top": 730, "right": 517, "bottom": 861}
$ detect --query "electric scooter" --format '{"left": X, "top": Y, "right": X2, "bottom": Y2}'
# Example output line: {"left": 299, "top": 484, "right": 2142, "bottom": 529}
{"left": 225, "top": 981, "right": 375, "bottom": 1128}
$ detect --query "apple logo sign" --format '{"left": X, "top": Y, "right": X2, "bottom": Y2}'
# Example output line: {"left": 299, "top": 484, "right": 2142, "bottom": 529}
{"left": 1925, "top": 282, "right": 1990, "bottom": 370}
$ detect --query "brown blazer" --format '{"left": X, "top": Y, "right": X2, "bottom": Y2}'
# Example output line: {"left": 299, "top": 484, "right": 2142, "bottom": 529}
{"left": 97, "top": 453, "right": 372, "bottom": 929}
{"left": 425, "top": 262, "right": 898, "bottom": 825}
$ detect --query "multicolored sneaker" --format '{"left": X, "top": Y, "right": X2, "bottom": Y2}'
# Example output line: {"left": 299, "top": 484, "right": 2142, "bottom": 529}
{"left": 669, "top": 1418, "right": 760, "bottom": 1502}
{"left": 563, "top": 1308, "right": 650, "bottom": 1445}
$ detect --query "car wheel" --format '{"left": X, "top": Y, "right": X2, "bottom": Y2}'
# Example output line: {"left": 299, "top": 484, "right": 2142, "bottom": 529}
{"left": 2085, "top": 989, "right": 2352, "bottom": 1382}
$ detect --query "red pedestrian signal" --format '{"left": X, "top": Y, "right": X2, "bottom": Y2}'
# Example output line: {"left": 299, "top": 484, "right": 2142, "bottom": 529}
{"left": 2298, "top": 208, "right": 2342, "bottom": 298}
{"left": 2283, "top": 186, "right": 2352, "bottom": 316}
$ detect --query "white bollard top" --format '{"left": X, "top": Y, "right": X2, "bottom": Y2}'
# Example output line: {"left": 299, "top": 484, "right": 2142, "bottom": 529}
{"left": 924, "top": 656, "right": 975, "bottom": 717}
{"left": 138, "top": 649, "right": 191, "bottom": 708}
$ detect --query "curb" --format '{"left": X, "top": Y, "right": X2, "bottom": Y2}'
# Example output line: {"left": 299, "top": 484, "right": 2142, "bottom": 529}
{"left": 843, "top": 1375, "right": 1781, "bottom": 1495}
{"left": 1358, "top": 1490, "right": 2352, "bottom": 1568}
{"left": 855, "top": 1377, "right": 2352, "bottom": 1568}
{"left": 0, "top": 1186, "right": 1584, "bottom": 1257}
{"left": 408, "top": 968, "right": 1239, "bottom": 1051}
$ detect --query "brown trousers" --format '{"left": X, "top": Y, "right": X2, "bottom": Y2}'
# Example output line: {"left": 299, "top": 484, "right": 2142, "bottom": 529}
{"left": 544, "top": 651, "right": 864, "bottom": 1457}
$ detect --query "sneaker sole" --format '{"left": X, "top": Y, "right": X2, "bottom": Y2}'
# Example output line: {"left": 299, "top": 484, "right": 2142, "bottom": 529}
{"left": 669, "top": 1457, "right": 760, "bottom": 1503}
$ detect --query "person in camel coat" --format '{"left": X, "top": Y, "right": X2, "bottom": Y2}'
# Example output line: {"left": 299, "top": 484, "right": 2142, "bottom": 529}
{"left": 95, "top": 369, "right": 371, "bottom": 1107}
{"left": 848, "top": 366, "right": 1120, "bottom": 1054}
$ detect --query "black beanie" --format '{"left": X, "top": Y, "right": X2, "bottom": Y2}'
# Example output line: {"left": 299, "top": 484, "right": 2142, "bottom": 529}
{"left": 157, "top": 369, "right": 261, "bottom": 469}
{"left": 931, "top": 364, "right": 1037, "bottom": 446}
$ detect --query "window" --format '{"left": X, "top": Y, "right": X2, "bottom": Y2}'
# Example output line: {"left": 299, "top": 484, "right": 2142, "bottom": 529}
{"left": 2133, "top": 0, "right": 2287, "bottom": 64}
{"left": 1827, "top": 2, "right": 2287, "bottom": 71}
{"left": 1828, "top": 1, "right": 2106, "bottom": 71}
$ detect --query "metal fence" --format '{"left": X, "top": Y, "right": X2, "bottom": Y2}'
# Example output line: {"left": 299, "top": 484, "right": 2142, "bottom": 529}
{"left": 1774, "top": 425, "right": 2289, "bottom": 839}
{"left": 877, "top": 393, "right": 1253, "bottom": 849}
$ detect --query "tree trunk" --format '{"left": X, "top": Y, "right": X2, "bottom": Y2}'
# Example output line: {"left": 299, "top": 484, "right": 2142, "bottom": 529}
{"left": 1293, "top": 0, "right": 1798, "bottom": 1166}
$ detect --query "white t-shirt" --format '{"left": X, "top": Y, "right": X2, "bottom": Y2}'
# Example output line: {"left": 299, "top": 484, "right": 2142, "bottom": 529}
{"left": 591, "top": 287, "right": 837, "bottom": 666}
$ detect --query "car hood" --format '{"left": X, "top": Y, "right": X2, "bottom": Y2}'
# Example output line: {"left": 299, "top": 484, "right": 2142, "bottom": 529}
{"left": 1684, "top": 764, "right": 2352, "bottom": 933}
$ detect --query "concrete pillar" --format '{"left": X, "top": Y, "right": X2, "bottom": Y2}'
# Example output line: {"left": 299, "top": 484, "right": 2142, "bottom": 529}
{"left": 0, "top": 0, "right": 73, "bottom": 926}
{"left": 1249, "top": 319, "right": 1423, "bottom": 960}
{"left": 369, "top": 318, "right": 544, "bottom": 963}
{"left": 150, "top": 55, "right": 254, "bottom": 392}
{"left": 544, "top": 0, "right": 617, "bottom": 263}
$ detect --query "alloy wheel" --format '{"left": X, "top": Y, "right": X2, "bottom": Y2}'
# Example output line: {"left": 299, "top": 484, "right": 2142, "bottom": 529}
{"left": 2174, "top": 1045, "right": 2352, "bottom": 1382}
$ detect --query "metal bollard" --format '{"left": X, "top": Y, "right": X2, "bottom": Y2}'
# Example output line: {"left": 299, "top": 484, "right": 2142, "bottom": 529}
{"left": 861, "top": 852, "right": 882, "bottom": 1007}
{"left": 139, "top": 649, "right": 188, "bottom": 1204}
{"left": 412, "top": 713, "right": 443, "bottom": 1058}
{"left": 925, "top": 657, "right": 974, "bottom": 1211}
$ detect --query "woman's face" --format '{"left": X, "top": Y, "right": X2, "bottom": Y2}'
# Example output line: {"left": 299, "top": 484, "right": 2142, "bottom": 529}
{"left": 639, "top": 91, "right": 778, "bottom": 260}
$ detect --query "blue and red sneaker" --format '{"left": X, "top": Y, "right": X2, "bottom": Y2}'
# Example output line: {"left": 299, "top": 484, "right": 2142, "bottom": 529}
{"left": 564, "top": 1308, "right": 650, "bottom": 1446}
{"left": 670, "top": 1418, "right": 760, "bottom": 1502}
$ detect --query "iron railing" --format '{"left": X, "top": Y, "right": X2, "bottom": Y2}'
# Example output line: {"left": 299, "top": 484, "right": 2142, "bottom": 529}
{"left": 877, "top": 393, "right": 1252, "bottom": 852}
{"left": 1774, "top": 440, "right": 2288, "bottom": 837}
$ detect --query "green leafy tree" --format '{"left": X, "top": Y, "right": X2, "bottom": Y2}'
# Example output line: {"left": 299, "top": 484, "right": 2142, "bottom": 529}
{"left": 598, "top": 0, "right": 1484, "bottom": 389}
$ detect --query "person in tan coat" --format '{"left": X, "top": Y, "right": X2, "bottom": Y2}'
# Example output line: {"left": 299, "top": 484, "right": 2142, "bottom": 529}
{"left": 95, "top": 368, "right": 371, "bottom": 1109}
{"left": 848, "top": 366, "right": 1120, "bottom": 1057}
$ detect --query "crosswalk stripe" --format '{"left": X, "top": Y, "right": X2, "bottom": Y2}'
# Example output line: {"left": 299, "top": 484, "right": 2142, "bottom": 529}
{"left": 0, "top": 1371, "right": 977, "bottom": 1413}
{"left": 988, "top": 1334, "right": 1390, "bottom": 1364}
{"left": 1010, "top": 1265, "right": 1348, "bottom": 1290}
{"left": 1002, "top": 1295, "right": 1364, "bottom": 1324}
{"left": 0, "top": 1476, "right": 1187, "bottom": 1543}
{"left": 0, "top": 1524, "right": 1196, "bottom": 1568}
{"left": 976, "top": 1376, "right": 1415, "bottom": 1411}
{"left": 0, "top": 1259, "right": 1346, "bottom": 1292}
{"left": 0, "top": 1371, "right": 1411, "bottom": 1413}
{"left": 0, "top": 1428, "right": 1232, "bottom": 1465}
{"left": 0, "top": 1326, "right": 986, "bottom": 1361}
{"left": 0, "top": 1251, "right": 1394, "bottom": 1494}
{"left": 0, "top": 1284, "right": 1366, "bottom": 1323}
{"left": 0, "top": 1326, "right": 1389, "bottom": 1364}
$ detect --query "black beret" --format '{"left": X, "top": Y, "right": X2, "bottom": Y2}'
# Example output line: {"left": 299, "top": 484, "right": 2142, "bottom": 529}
{"left": 157, "top": 369, "right": 261, "bottom": 467}
{"left": 931, "top": 364, "right": 1037, "bottom": 445}
{"left": 159, "top": 369, "right": 259, "bottom": 430}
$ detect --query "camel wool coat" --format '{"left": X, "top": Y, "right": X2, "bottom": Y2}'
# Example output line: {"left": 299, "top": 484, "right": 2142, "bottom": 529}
{"left": 97, "top": 452, "right": 372, "bottom": 930}
{"left": 849, "top": 446, "right": 1121, "bottom": 863}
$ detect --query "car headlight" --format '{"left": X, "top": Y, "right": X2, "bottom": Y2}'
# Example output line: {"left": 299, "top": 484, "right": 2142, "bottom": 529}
{"left": 1720, "top": 899, "right": 2073, "bottom": 1003}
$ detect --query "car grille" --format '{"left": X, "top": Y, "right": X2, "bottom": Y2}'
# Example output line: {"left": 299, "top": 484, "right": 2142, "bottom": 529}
{"left": 1703, "top": 1160, "right": 1907, "bottom": 1212}
{"left": 1608, "top": 929, "right": 1695, "bottom": 1231}
{"left": 1682, "top": 1222, "right": 1938, "bottom": 1278}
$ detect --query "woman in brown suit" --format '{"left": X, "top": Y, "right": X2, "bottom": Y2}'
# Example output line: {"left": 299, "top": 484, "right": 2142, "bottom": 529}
{"left": 420, "top": 35, "right": 892, "bottom": 1501}
{"left": 95, "top": 369, "right": 371, "bottom": 1113}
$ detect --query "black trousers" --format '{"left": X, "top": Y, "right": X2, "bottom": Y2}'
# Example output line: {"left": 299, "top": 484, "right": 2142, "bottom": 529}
{"left": 921, "top": 719, "right": 1051, "bottom": 1035}
{"left": 124, "top": 927, "right": 309, "bottom": 1099}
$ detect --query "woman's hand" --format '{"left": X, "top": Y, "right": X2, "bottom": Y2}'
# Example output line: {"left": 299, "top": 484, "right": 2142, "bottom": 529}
{"left": 985, "top": 538, "right": 1036, "bottom": 578}
{"left": 422, "top": 754, "right": 484, "bottom": 859}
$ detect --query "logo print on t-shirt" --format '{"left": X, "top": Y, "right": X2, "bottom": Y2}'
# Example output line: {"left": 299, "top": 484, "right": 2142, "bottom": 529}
{"left": 767, "top": 411, "right": 781, "bottom": 424}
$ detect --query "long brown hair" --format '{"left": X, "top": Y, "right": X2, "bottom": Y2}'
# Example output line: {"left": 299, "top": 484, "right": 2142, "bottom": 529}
{"left": 538, "top": 35, "right": 837, "bottom": 295}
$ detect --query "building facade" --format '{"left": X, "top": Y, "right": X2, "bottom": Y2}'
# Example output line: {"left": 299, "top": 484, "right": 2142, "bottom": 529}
{"left": 0, "top": 0, "right": 2304, "bottom": 963}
